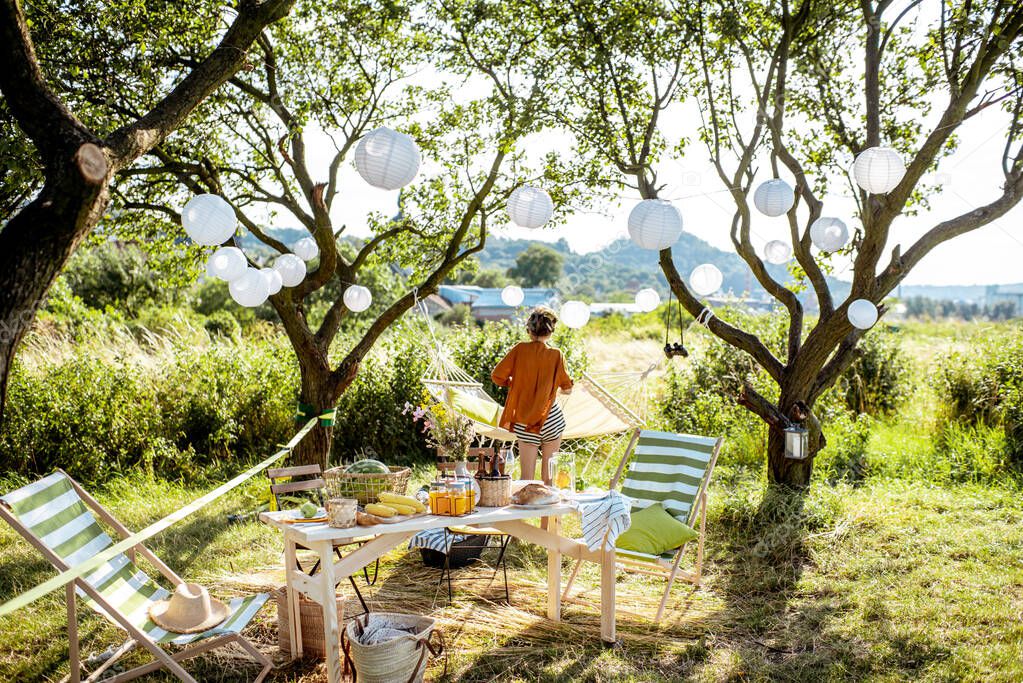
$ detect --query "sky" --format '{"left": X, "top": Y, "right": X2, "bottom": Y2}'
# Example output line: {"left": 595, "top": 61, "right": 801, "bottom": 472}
{"left": 296, "top": 22, "right": 1023, "bottom": 288}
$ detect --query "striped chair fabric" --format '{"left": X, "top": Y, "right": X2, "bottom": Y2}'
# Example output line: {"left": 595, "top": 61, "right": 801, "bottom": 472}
{"left": 1, "top": 472, "right": 267, "bottom": 646}
{"left": 619, "top": 430, "right": 718, "bottom": 526}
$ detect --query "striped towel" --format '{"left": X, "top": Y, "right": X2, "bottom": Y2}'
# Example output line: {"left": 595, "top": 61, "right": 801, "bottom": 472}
{"left": 575, "top": 491, "right": 632, "bottom": 552}
{"left": 408, "top": 527, "right": 466, "bottom": 554}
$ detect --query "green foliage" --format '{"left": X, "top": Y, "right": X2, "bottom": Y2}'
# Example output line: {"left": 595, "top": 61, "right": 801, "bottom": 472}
{"left": 506, "top": 243, "right": 564, "bottom": 287}
{"left": 838, "top": 326, "right": 910, "bottom": 416}
{"left": 62, "top": 241, "right": 174, "bottom": 315}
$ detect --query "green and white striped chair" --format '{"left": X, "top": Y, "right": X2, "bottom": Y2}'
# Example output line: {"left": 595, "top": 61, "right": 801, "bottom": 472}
{"left": 0, "top": 470, "right": 271, "bottom": 683}
{"left": 563, "top": 429, "right": 722, "bottom": 624}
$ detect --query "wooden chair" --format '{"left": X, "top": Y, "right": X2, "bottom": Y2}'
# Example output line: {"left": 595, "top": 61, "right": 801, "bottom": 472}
{"left": 265, "top": 464, "right": 376, "bottom": 615}
{"left": 561, "top": 429, "right": 723, "bottom": 623}
{"left": 0, "top": 470, "right": 272, "bottom": 683}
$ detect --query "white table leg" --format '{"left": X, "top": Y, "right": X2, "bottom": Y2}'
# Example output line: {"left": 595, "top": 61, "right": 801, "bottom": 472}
{"left": 600, "top": 547, "right": 616, "bottom": 645}
{"left": 547, "top": 516, "right": 561, "bottom": 621}
{"left": 283, "top": 535, "right": 302, "bottom": 659}
{"left": 315, "top": 540, "right": 343, "bottom": 683}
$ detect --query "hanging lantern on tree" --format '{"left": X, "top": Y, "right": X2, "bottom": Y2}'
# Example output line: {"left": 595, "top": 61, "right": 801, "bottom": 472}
{"left": 273, "top": 253, "right": 307, "bottom": 287}
{"left": 784, "top": 425, "right": 809, "bottom": 460}
{"left": 753, "top": 179, "right": 795, "bottom": 217}
{"left": 809, "top": 217, "right": 850, "bottom": 252}
{"left": 689, "top": 264, "right": 723, "bottom": 297}
{"left": 343, "top": 285, "right": 373, "bottom": 312}
{"left": 501, "top": 285, "right": 525, "bottom": 307}
{"left": 853, "top": 146, "right": 905, "bottom": 194}
{"left": 229, "top": 267, "right": 269, "bottom": 308}
{"left": 507, "top": 186, "right": 554, "bottom": 229}
{"left": 354, "top": 127, "right": 421, "bottom": 190}
{"left": 627, "top": 199, "right": 683, "bottom": 250}
{"left": 847, "top": 298, "right": 879, "bottom": 329}
{"left": 181, "top": 194, "right": 236, "bottom": 246}
{"left": 292, "top": 237, "right": 319, "bottom": 261}
{"left": 560, "top": 300, "right": 590, "bottom": 329}
{"left": 260, "top": 267, "right": 283, "bottom": 296}
{"left": 763, "top": 239, "right": 792, "bottom": 264}
{"left": 207, "top": 246, "right": 247, "bottom": 282}
{"left": 634, "top": 288, "right": 660, "bottom": 313}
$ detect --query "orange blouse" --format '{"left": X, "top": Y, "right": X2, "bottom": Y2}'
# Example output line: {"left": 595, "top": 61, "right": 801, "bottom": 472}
{"left": 491, "top": 341, "right": 574, "bottom": 433}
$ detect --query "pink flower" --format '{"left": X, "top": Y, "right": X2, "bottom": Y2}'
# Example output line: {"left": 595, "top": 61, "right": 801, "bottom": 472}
{"left": 413, "top": 407, "right": 426, "bottom": 420}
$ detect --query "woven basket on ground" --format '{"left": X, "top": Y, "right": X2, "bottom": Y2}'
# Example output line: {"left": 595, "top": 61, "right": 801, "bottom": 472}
{"left": 342, "top": 612, "right": 442, "bottom": 683}
{"left": 325, "top": 466, "right": 411, "bottom": 506}
{"left": 273, "top": 587, "right": 345, "bottom": 658}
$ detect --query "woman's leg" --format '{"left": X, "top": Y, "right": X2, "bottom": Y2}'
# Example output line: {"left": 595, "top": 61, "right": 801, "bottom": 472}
{"left": 518, "top": 441, "right": 540, "bottom": 480}
{"left": 539, "top": 438, "right": 561, "bottom": 486}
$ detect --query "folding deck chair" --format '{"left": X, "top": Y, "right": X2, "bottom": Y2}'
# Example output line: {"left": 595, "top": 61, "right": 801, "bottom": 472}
{"left": 562, "top": 429, "right": 723, "bottom": 623}
{"left": 0, "top": 470, "right": 272, "bottom": 683}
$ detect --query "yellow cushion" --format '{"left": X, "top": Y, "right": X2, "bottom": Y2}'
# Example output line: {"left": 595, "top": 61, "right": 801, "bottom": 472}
{"left": 449, "top": 388, "right": 500, "bottom": 426}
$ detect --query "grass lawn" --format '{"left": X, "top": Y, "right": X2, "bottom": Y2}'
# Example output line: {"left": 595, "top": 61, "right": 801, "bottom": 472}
{"left": 2, "top": 471, "right": 1021, "bottom": 682}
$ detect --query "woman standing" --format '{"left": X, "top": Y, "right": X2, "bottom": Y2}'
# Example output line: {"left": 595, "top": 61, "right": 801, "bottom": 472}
{"left": 491, "top": 306, "right": 574, "bottom": 484}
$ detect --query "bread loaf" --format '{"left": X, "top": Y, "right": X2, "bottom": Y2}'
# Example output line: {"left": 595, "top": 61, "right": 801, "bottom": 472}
{"left": 511, "top": 483, "right": 560, "bottom": 506}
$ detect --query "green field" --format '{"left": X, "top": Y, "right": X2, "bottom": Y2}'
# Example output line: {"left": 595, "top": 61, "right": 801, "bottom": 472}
{"left": 1, "top": 321, "right": 1022, "bottom": 681}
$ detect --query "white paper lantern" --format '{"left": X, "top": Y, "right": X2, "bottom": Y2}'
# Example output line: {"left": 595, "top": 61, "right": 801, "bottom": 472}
{"left": 260, "top": 267, "right": 283, "bottom": 296}
{"left": 354, "top": 127, "right": 421, "bottom": 190}
{"left": 228, "top": 267, "right": 269, "bottom": 308}
{"left": 501, "top": 285, "right": 525, "bottom": 307}
{"left": 292, "top": 237, "right": 319, "bottom": 262}
{"left": 343, "top": 285, "right": 372, "bottom": 313}
{"left": 628, "top": 199, "right": 683, "bottom": 250}
{"left": 273, "top": 253, "right": 307, "bottom": 288}
{"left": 181, "top": 194, "right": 236, "bottom": 246}
{"left": 560, "top": 300, "right": 591, "bottom": 329}
{"left": 763, "top": 239, "right": 792, "bottom": 265}
{"left": 753, "top": 179, "right": 795, "bottom": 217}
{"left": 634, "top": 288, "right": 660, "bottom": 313}
{"left": 207, "top": 246, "right": 247, "bottom": 282}
{"left": 847, "top": 298, "right": 879, "bottom": 330}
{"left": 853, "top": 147, "right": 905, "bottom": 194}
{"left": 689, "top": 264, "right": 723, "bottom": 297}
{"left": 810, "top": 217, "right": 850, "bottom": 252}
{"left": 507, "top": 186, "right": 554, "bottom": 229}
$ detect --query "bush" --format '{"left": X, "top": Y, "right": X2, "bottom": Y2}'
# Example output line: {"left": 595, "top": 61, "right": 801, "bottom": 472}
{"left": 838, "top": 326, "right": 910, "bottom": 415}
{"left": 203, "top": 310, "right": 242, "bottom": 339}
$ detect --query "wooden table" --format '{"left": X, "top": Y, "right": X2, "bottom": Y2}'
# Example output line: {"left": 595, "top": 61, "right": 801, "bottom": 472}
{"left": 260, "top": 504, "right": 617, "bottom": 683}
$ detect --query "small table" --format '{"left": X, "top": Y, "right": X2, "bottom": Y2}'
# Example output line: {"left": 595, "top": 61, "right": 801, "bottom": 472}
{"left": 260, "top": 504, "right": 617, "bottom": 683}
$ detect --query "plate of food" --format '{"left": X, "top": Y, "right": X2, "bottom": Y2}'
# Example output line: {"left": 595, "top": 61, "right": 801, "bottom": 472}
{"left": 282, "top": 502, "right": 327, "bottom": 523}
{"left": 509, "top": 483, "right": 562, "bottom": 508}
{"left": 356, "top": 493, "right": 429, "bottom": 526}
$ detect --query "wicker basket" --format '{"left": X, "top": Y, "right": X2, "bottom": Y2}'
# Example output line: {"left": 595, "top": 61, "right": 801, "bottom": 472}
{"left": 325, "top": 466, "right": 411, "bottom": 506}
{"left": 274, "top": 587, "right": 345, "bottom": 658}
{"left": 478, "top": 475, "right": 512, "bottom": 507}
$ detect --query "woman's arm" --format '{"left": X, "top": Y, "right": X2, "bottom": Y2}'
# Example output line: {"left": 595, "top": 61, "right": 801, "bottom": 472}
{"left": 555, "top": 351, "right": 574, "bottom": 393}
{"left": 491, "top": 345, "right": 517, "bottom": 387}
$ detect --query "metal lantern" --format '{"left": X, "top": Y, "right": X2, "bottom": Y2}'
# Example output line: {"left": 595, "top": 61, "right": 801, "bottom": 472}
{"left": 628, "top": 199, "right": 683, "bottom": 250}
{"left": 763, "top": 239, "right": 792, "bottom": 264}
{"left": 501, "top": 285, "right": 525, "bottom": 307}
{"left": 228, "top": 267, "right": 269, "bottom": 308}
{"left": 853, "top": 146, "right": 905, "bottom": 194}
{"left": 273, "top": 253, "right": 307, "bottom": 287}
{"left": 847, "top": 298, "right": 879, "bottom": 330}
{"left": 809, "top": 217, "right": 849, "bottom": 252}
{"left": 753, "top": 179, "right": 795, "bottom": 217}
{"left": 634, "top": 287, "right": 660, "bottom": 312}
{"left": 343, "top": 285, "right": 373, "bottom": 313}
{"left": 507, "top": 186, "right": 554, "bottom": 229}
{"left": 784, "top": 425, "right": 809, "bottom": 460}
{"left": 292, "top": 236, "right": 319, "bottom": 262}
{"left": 354, "top": 126, "right": 421, "bottom": 190}
{"left": 689, "top": 263, "right": 723, "bottom": 297}
{"left": 207, "top": 246, "right": 247, "bottom": 282}
{"left": 181, "top": 194, "right": 236, "bottom": 246}
{"left": 560, "top": 300, "right": 591, "bottom": 329}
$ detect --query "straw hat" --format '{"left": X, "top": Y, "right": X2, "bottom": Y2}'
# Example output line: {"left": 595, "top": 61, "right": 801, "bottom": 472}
{"left": 148, "top": 583, "right": 229, "bottom": 634}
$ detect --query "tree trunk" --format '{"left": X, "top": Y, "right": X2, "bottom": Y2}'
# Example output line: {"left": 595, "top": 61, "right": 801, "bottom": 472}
{"left": 291, "top": 363, "right": 341, "bottom": 469}
{"left": 765, "top": 397, "right": 824, "bottom": 489}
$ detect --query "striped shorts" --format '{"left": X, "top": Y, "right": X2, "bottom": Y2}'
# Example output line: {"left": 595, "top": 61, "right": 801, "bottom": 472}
{"left": 513, "top": 402, "right": 566, "bottom": 446}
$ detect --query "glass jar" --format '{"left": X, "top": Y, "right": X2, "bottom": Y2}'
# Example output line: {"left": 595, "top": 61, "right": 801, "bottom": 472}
{"left": 429, "top": 481, "right": 449, "bottom": 515}
{"left": 554, "top": 450, "right": 575, "bottom": 492}
{"left": 326, "top": 498, "right": 358, "bottom": 529}
{"left": 449, "top": 481, "right": 468, "bottom": 516}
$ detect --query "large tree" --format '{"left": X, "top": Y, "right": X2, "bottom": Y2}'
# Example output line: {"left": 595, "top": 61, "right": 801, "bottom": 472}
{"left": 114, "top": 0, "right": 588, "bottom": 466}
{"left": 549, "top": 0, "right": 1023, "bottom": 487}
{"left": 0, "top": 0, "right": 297, "bottom": 420}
